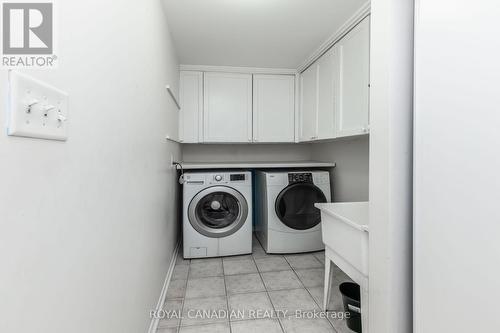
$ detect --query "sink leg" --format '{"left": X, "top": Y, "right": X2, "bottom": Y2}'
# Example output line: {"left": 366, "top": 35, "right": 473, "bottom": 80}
{"left": 323, "top": 258, "right": 333, "bottom": 311}
{"left": 361, "top": 285, "right": 369, "bottom": 333}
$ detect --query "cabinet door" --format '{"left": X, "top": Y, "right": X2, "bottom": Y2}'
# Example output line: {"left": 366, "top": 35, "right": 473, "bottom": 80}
{"left": 179, "top": 71, "right": 203, "bottom": 143}
{"left": 300, "top": 64, "right": 319, "bottom": 141}
{"left": 336, "top": 16, "right": 370, "bottom": 137}
{"left": 203, "top": 72, "right": 253, "bottom": 143}
{"left": 253, "top": 75, "right": 295, "bottom": 143}
{"left": 316, "top": 47, "right": 339, "bottom": 140}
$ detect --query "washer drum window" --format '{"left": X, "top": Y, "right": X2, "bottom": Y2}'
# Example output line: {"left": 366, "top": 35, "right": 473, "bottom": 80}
{"left": 188, "top": 186, "right": 248, "bottom": 238}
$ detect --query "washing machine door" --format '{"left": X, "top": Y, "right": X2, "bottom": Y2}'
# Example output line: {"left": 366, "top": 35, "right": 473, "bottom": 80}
{"left": 275, "top": 183, "right": 327, "bottom": 230}
{"left": 188, "top": 186, "right": 248, "bottom": 238}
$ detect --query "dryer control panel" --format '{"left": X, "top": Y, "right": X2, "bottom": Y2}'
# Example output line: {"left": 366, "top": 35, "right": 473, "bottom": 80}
{"left": 288, "top": 173, "right": 313, "bottom": 184}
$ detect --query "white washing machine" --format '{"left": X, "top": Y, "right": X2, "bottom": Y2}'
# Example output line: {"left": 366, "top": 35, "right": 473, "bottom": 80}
{"left": 183, "top": 171, "right": 252, "bottom": 259}
{"left": 255, "top": 170, "right": 331, "bottom": 254}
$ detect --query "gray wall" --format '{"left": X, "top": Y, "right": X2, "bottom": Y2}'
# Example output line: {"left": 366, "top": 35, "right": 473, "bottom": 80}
{"left": 0, "top": 1, "right": 180, "bottom": 332}
{"left": 182, "top": 144, "right": 313, "bottom": 162}
{"left": 311, "top": 136, "right": 369, "bottom": 202}
{"left": 183, "top": 138, "right": 369, "bottom": 203}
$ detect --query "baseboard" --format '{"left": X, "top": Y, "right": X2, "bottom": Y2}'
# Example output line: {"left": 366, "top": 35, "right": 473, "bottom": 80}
{"left": 147, "top": 241, "right": 180, "bottom": 333}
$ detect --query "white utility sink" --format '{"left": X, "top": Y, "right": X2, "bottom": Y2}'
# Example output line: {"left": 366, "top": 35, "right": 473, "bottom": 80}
{"left": 315, "top": 201, "right": 369, "bottom": 332}
{"left": 315, "top": 202, "right": 369, "bottom": 276}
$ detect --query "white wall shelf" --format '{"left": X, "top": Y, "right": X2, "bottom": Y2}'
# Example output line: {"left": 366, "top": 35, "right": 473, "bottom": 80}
{"left": 180, "top": 161, "right": 336, "bottom": 170}
{"left": 165, "top": 135, "right": 181, "bottom": 143}
{"left": 165, "top": 85, "right": 181, "bottom": 110}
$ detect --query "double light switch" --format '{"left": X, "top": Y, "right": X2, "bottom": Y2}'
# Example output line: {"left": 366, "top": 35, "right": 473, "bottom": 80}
{"left": 7, "top": 71, "right": 69, "bottom": 141}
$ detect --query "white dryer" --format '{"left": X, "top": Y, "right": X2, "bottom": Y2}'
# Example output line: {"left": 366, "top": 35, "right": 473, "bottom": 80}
{"left": 255, "top": 170, "right": 331, "bottom": 253}
{"left": 183, "top": 171, "right": 252, "bottom": 259}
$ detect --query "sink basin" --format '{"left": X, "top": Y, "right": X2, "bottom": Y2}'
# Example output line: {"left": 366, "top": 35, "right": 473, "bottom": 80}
{"left": 315, "top": 202, "right": 369, "bottom": 276}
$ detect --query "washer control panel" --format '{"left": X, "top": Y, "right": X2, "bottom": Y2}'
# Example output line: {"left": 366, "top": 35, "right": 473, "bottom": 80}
{"left": 230, "top": 174, "right": 246, "bottom": 182}
{"left": 184, "top": 172, "right": 251, "bottom": 186}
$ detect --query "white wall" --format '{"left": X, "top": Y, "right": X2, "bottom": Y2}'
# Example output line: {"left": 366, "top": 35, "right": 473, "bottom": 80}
{"left": 369, "top": 0, "right": 414, "bottom": 332}
{"left": 414, "top": 1, "right": 500, "bottom": 332}
{"left": 182, "top": 143, "right": 312, "bottom": 162}
{"left": 0, "top": 1, "right": 180, "bottom": 333}
{"left": 310, "top": 137, "right": 369, "bottom": 202}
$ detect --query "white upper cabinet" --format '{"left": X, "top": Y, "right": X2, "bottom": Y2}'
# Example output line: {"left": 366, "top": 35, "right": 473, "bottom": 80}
{"left": 300, "top": 64, "right": 319, "bottom": 141}
{"left": 316, "top": 46, "right": 339, "bottom": 140}
{"left": 336, "top": 17, "right": 370, "bottom": 137}
{"left": 300, "top": 46, "right": 338, "bottom": 142}
{"left": 253, "top": 74, "right": 295, "bottom": 143}
{"left": 178, "top": 17, "right": 369, "bottom": 145}
{"left": 203, "top": 72, "right": 253, "bottom": 143}
{"left": 299, "top": 16, "right": 370, "bottom": 142}
{"left": 179, "top": 71, "right": 203, "bottom": 143}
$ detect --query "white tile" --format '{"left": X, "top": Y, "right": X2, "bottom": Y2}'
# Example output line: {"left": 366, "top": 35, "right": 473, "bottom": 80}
{"left": 231, "top": 318, "right": 283, "bottom": 333}
{"left": 228, "top": 292, "right": 274, "bottom": 321}
{"left": 185, "top": 276, "right": 226, "bottom": 299}
{"left": 222, "top": 254, "right": 253, "bottom": 262}
{"left": 307, "top": 282, "right": 344, "bottom": 311}
{"left": 328, "top": 316, "right": 354, "bottom": 333}
{"left": 172, "top": 264, "right": 189, "bottom": 280}
{"left": 156, "top": 327, "right": 177, "bottom": 333}
{"left": 268, "top": 289, "right": 319, "bottom": 312}
{"left": 255, "top": 256, "right": 291, "bottom": 272}
{"left": 280, "top": 317, "right": 335, "bottom": 333}
{"left": 190, "top": 260, "right": 223, "bottom": 278}
{"left": 284, "top": 254, "right": 323, "bottom": 269}
{"left": 295, "top": 268, "right": 325, "bottom": 288}
{"left": 166, "top": 279, "right": 187, "bottom": 299}
{"left": 179, "top": 321, "right": 230, "bottom": 332}
{"left": 191, "top": 257, "right": 223, "bottom": 265}
{"left": 251, "top": 246, "right": 269, "bottom": 259}
{"left": 307, "top": 286, "right": 325, "bottom": 309}
{"left": 181, "top": 296, "right": 228, "bottom": 326}
{"left": 225, "top": 273, "right": 265, "bottom": 294}
{"left": 158, "top": 299, "right": 183, "bottom": 328}
{"left": 261, "top": 270, "right": 302, "bottom": 291}
{"left": 331, "top": 264, "right": 353, "bottom": 284}
{"left": 223, "top": 259, "right": 258, "bottom": 275}
{"left": 252, "top": 237, "right": 264, "bottom": 250}
{"left": 313, "top": 251, "right": 326, "bottom": 264}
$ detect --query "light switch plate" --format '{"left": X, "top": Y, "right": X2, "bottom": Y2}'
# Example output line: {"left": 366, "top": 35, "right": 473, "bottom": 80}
{"left": 7, "top": 71, "right": 69, "bottom": 141}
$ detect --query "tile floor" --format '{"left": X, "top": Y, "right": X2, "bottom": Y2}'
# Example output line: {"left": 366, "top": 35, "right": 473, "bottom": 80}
{"left": 157, "top": 236, "right": 356, "bottom": 333}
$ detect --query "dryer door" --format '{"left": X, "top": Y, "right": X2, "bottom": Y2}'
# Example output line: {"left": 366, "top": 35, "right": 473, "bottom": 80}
{"left": 275, "top": 183, "right": 327, "bottom": 230}
{"left": 188, "top": 186, "right": 248, "bottom": 238}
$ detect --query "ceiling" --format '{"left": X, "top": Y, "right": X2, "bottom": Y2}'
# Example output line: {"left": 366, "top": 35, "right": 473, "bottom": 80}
{"left": 162, "top": 0, "right": 367, "bottom": 69}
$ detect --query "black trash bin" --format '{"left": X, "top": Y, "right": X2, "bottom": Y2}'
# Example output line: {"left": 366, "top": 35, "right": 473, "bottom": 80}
{"left": 339, "top": 282, "right": 362, "bottom": 333}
